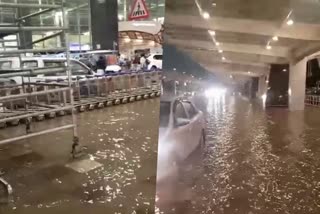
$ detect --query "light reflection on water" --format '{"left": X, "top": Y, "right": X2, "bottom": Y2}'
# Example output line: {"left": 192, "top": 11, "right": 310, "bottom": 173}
{"left": 158, "top": 95, "right": 320, "bottom": 214}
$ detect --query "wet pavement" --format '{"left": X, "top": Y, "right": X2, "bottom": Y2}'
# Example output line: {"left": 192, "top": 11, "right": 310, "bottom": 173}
{"left": 158, "top": 95, "right": 320, "bottom": 214}
{"left": 0, "top": 99, "right": 159, "bottom": 214}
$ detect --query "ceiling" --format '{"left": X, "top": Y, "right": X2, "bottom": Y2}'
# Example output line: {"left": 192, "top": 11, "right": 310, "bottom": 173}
{"left": 164, "top": 0, "right": 320, "bottom": 80}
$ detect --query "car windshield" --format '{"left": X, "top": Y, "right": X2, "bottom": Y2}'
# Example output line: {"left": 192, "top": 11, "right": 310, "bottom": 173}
{"left": 159, "top": 101, "right": 171, "bottom": 127}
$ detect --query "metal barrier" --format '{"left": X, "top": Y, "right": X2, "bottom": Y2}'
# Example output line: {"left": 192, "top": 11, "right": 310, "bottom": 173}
{"left": 305, "top": 95, "right": 320, "bottom": 106}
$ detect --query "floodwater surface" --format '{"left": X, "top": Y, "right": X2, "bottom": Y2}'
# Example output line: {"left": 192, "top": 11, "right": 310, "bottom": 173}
{"left": 0, "top": 99, "right": 159, "bottom": 214}
{"left": 158, "top": 95, "right": 320, "bottom": 214}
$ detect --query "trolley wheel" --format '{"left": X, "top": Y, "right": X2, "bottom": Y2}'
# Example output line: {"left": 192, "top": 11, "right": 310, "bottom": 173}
{"left": 0, "top": 122, "right": 7, "bottom": 129}
{"left": 88, "top": 104, "right": 95, "bottom": 110}
{"left": 122, "top": 98, "right": 128, "bottom": 104}
{"left": 35, "top": 114, "right": 45, "bottom": 121}
{"left": 79, "top": 105, "right": 86, "bottom": 112}
{"left": 129, "top": 97, "right": 135, "bottom": 102}
{"left": 57, "top": 111, "right": 66, "bottom": 116}
{"left": 136, "top": 95, "right": 142, "bottom": 100}
{"left": 150, "top": 93, "right": 155, "bottom": 98}
{"left": 9, "top": 119, "right": 19, "bottom": 126}
{"left": 98, "top": 103, "right": 105, "bottom": 108}
{"left": 115, "top": 99, "right": 121, "bottom": 105}
{"left": 47, "top": 112, "right": 56, "bottom": 118}
{"left": 143, "top": 94, "right": 149, "bottom": 99}
{"left": 156, "top": 92, "right": 161, "bottom": 97}
{"left": 106, "top": 101, "right": 113, "bottom": 107}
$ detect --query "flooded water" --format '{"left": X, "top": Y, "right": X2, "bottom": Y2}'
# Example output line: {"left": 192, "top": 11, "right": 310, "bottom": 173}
{"left": 158, "top": 95, "right": 320, "bottom": 214}
{"left": 0, "top": 99, "right": 159, "bottom": 214}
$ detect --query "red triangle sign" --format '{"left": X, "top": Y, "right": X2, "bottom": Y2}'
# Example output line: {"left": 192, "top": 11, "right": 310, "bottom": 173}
{"left": 128, "top": 0, "right": 150, "bottom": 21}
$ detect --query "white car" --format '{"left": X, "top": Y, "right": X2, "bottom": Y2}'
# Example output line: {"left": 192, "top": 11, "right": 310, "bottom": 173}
{"left": 0, "top": 57, "right": 95, "bottom": 84}
{"left": 147, "top": 53, "right": 162, "bottom": 71}
{"left": 156, "top": 97, "right": 206, "bottom": 200}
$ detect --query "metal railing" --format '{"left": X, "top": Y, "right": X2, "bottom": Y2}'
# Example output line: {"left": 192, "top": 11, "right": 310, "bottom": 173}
{"left": 305, "top": 95, "right": 320, "bottom": 106}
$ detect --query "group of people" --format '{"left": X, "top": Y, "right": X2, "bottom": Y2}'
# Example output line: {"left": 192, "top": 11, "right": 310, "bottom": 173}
{"left": 131, "top": 53, "right": 149, "bottom": 71}
{"left": 84, "top": 52, "right": 150, "bottom": 74}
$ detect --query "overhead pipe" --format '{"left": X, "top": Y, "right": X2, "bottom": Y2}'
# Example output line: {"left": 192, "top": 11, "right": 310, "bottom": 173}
{"left": 0, "top": 3, "right": 61, "bottom": 9}
{"left": 0, "top": 26, "right": 67, "bottom": 32}
{"left": 16, "top": 8, "right": 55, "bottom": 21}
{"left": 0, "top": 47, "right": 66, "bottom": 55}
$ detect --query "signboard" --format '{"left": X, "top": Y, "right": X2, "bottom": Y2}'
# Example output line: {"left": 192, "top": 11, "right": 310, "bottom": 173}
{"left": 128, "top": 0, "right": 149, "bottom": 21}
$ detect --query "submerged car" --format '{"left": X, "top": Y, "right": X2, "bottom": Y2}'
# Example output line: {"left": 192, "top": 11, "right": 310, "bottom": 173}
{"left": 156, "top": 96, "right": 206, "bottom": 202}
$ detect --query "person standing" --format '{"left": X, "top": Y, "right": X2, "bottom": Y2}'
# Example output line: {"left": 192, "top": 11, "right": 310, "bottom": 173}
{"left": 96, "top": 55, "right": 106, "bottom": 75}
{"left": 140, "top": 54, "right": 146, "bottom": 71}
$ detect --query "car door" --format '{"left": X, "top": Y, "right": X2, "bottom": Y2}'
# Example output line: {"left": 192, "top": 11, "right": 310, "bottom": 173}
{"left": 153, "top": 54, "right": 162, "bottom": 69}
{"left": 170, "top": 100, "right": 193, "bottom": 160}
{"left": 182, "top": 101, "right": 203, "bottom": 152}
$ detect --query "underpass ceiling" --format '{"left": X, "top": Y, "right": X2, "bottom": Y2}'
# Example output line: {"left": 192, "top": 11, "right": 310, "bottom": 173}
{"left": 164, "top": 0, "right": 320, "bottom": 78}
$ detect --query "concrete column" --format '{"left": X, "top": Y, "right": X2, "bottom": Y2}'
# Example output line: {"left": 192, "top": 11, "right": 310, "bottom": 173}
{"left": 289, "top": 58, "right": 307, "bottom": 111}
{"left": 90, "top": 0, "right": 118, "bottom": 50}
{"left": 257, "top": 75, "right": 268, "bottom": 97}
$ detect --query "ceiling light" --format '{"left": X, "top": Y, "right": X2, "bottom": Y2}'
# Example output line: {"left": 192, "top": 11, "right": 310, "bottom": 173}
{"left": 283, "top": 68, "right": 287, "bottom": 72}
{"left": 136, "top": 39, "right": 143, "bottom": 43}
{"left": 118, "top": 14, "right": 124, "bottom": 20}
{"left": 208, "top": 30, "right": 215, "bottom": 36}
{"left": 229, "top": 75, "right": 233, "bottom": 79}
{"left": 266, "top": 45, "right": 272, "bottom": 50}
{"left": 218, "top": 50, "right": 223, "bottom": 53}
{"left": 202, "top": 12, "right": 210, "bottom": 19}
{"left": 83, "top": 31, "right": 90, "bottom": 36}
{"left": 212, "top": 3, "right": 217, "bottom": 6}
{"left": 272, "top": 36, "right": 278, "bottom": 41}
{"left": 124, "top": 38, "right": 131, "bottom": 43}
{"left": 287, "top": 19, "right": 294, "bottom": 26}
{"left": 216, "top": 42, "right": 220, "bottom": 46}
{"left": 222, "top": 57, "right": 226, "bottom": 61}
{"left": 248, "top": 71, "right": 251, "bottom": 74}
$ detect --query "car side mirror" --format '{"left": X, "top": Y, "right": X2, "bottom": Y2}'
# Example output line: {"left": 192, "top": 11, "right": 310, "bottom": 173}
{"left": 175, "top": 118, "right": 190, "bottom": 127}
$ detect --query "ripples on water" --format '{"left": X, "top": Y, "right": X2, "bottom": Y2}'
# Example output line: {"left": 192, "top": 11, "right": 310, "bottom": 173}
{"left": 159, "top": 96, "right": 320, "bottom": 214}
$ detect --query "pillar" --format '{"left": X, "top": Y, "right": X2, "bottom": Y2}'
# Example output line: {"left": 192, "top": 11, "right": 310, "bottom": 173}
{"left": 90, "top": 0, "right": 119, "bottom": 50}
{"left": 18, "top": 8, "right": 33, "bottom": 49}
{"left": 289, "top": 58, "right": 307, "bottom": 111}
{"left": 257, "top": 75, "right": 268, "bottom": 97}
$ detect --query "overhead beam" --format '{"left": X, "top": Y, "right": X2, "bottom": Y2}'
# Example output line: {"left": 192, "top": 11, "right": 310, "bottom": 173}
{"left": 167, "top": 37, "right": 289, "bottom": 58}
{"left": 179, "top": 46, "right": 288, "bottom": 64}
{"left": 166, "top": 13, "right": 320, "bottom": 41}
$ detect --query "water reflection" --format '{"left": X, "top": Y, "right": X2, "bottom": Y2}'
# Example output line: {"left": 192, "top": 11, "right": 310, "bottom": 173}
{"left": 157, "top": 95, "right": 320, "bottom": 214}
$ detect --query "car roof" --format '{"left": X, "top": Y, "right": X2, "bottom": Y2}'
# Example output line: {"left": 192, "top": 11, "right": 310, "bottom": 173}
{"left": 161, "top": 95, "right": 186, "bottom": 103}
{"left": 84, "top": 50, "right": 117, "bottom": 54}
{"left": 0, "top": 57, "right": 78, "bottom": 61}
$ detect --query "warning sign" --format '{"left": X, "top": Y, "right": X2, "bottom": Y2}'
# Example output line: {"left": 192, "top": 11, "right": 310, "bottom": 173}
{"left": 128, "top": 0, "right": 150, "bottom": 21}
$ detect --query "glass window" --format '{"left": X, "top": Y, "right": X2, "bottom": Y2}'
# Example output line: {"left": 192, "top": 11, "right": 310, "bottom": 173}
{"left": 70, "top": 61, "right": 90, "bottom": 75}
{"left": 44, "top": 61, "right": 65, "bottom": 67}
{"left": 153, "top": 55, "right": 162, "bottom": 60}
{"left": 0, "top": 61, "right": 12, "bottom": 70}
{"left": 22, "top": 61, "right": 38, "bottom": 69}
{"left": 174, "top": 102, "right": 188, "bottom": 119}
{"left": 159, "top": 101, "right": 171, "bottom": 127}
{"left": 183, "top": 102, "right": 198, "bottom": 118}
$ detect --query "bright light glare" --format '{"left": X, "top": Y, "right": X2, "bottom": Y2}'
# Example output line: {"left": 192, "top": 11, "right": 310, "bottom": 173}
{"left": 205, "top": 87, "right": 227, "bottom": 98}
{"left": 266, "top": 45, "right": 272, "bottom": 50}
{"left": 262, "top": 94, "right": 267, "bottom": 102}
{"left": 272, "top": 36, "right": 278, "bottom": 41}
{"left": 287, "top": 19, "right": 294, "bottom": 25}
{"left": 208, "top": 30, "right": 215, "bottom": 36}
{"left": 202, "top": 12, "right": 210, "bottom": 19}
